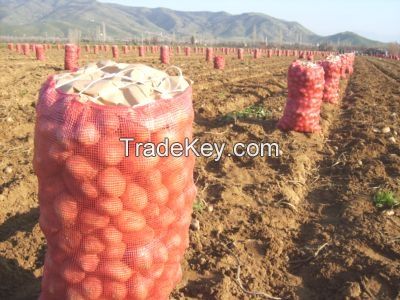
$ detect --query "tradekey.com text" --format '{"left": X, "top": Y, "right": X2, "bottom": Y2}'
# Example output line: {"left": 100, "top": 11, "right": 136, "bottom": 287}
{"left": 120, "top": 137, "right": 280, "bottom": 162}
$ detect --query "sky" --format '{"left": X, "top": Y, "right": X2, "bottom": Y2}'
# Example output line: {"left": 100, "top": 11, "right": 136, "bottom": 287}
{"left": 99, "top": 0, "right": 400, "bottom": 42}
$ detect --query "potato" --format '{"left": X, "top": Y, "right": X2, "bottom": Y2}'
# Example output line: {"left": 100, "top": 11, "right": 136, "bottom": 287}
{"left": 80, "top": 209, "right": 110, "bottom": 232}
{"left": 97, "top": 138, "right": 125, "bottom": 166}
{"left": 162, "top": 169, "right": 189, "bottom": 196}
{"left": 81, "top": 276, "right": 103, "bottom": 300}
{"left": 114, "top": 210, "right": 146, "bottom": 232}
{"left": 99, "top": 261, "right": 132, "bottom": 282}
{"left": 101, "top": 241, "right": 127, "bottom": 260}
{"left": 57, "top": 229, "right": 82, "bottom": 254}
{"left": 39, "top": 205, "right": 61, "bottom": 236}
{"left": 97, "top": 167, "right": 126, "bottom": 197}
{"left": 166, "top": 193, "right": 185, "bottom": 212}
{"left": 77, "top": 253, "right": 99, "bottom": 272}
{"left": 126, "top": 245, "right": 153, "bottom": 270}
{"left": 82, "top": 235, "right": 106, "bottom": 254}
{"left": 142, "top": 263, "right": 165, "bottom": 280}
{"left": 152, "top": 242, "right": 168, "bottom": 264}
{"left": 147, "top": 185, "right": 169, "bottom": 206}
{"left": 100, "top": 226, "right": 123, "bottom": 244}
{"left": 65, "top": 155, "right": 98, "bottom": 181}
{"left": 102, "top": 281, "right": 127, "bottom": 300}
{"left": 96, "top": 197, "right": 123, "bottom": 216}
{"left": 121, "top": 183, "right": 148, "bottom": 211}
{"left": 61, "top": 262, "right": 86, "bottom": 284}
{"left": 76, "top": 122, "right": 100, "bottom": 147}
{"left": 98, "top": 111, "right": 120, "bottom": 135}
{"left": 48, "top": 143, "right": 72, "bottom": 163}
{"left": 127, "top": 272, "right": 153, "bottom": 300}
{"left": 122, "top": 226, "right": 155, "bottom": 246}
{"left": 53, "top": 193, "right": 79, "bottom": 227}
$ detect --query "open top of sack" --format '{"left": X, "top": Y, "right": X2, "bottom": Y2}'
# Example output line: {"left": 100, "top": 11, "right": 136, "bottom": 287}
{"left": 54, "top": 61, "right": 191, "bottom": 107}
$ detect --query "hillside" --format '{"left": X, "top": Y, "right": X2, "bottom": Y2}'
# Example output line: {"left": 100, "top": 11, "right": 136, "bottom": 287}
{"left": 0, "top": 0, "right": 385, "bottom": 47}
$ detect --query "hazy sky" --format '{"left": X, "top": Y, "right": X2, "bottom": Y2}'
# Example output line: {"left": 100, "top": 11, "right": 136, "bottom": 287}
{"left": 99, "top": 0, "right": 399, "bottom": 42}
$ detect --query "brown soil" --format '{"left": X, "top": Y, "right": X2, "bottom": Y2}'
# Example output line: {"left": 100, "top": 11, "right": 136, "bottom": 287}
{"left": 0, "top": 47, "right": 399, "bottom": 300}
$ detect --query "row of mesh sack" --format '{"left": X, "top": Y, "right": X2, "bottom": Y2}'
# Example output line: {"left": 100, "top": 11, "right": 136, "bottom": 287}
{"left": 278, "top": 53, "right": 355, "bottom": 132}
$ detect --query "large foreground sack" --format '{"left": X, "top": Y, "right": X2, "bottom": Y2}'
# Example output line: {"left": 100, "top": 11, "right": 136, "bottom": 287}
{"left": 34, "top": 62, "right": 196, "bottom": 300}
{"left": 278, "top": 60, "right": 325, "bottom": 133}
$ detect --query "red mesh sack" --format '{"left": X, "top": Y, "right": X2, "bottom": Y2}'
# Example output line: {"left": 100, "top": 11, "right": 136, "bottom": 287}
{"left": 238, "top": 48, "right": 244, "bottom": 60}
{"left": 65, "top": 44, "right": 79, "bottom": 71}
{"left": 57, "top": 44, "right": 61, "bottom": 50}
{"left": 184, "top": 47, "right": 190, "bottom": 56}
{"left": 206, "top": 48, "right": 213, "bottom": 62}
{"left": 123, "top": 45, "right": 128, "bottom": 55}
{"left": 112, "top": 45, "right": 119, "bottom": 60}
{"left": 214, "top": 56, "right": 225, "bottom": 70}
{"left": 253, "top": 49, "right": 260, "bottom": 59}
{"left": 7, "top": 43, "right": 14, "bottom": 50}
{"left": 278, "top": 60, "right": 325, "bottom": 133}
{"left": 35, "top": 44, "right": 46, "bottom": 61}
{"left": 139, "top": 46, "right": 145, "bottom": 57}
{"left": 94, "top": 45, "right": 99, "bottom": 55}
{"left": 16, "top": 43, "right": 22, "bottom": 53}
{"left": 34, "top": 65, "right": 196, "bottom": 300}
{"left": 22, "top": 43, "right": 30, "bottom": 55}
{"left": 318, "top": 57, "right": 341, "bottom": 104}
{"left": 160, "top": 46, "right": 170, "bottom": 64}
{"left": 85, "top": 45, "right": 90, "bottom": 52}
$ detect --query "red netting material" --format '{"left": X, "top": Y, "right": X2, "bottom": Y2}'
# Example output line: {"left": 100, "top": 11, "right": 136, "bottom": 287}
{"left": 278, "top": 60, "right": 325, "bottom": 133}
{"left": 206, "top": 48, "right": 213, "bottom": 62}
{"left": 184, "top": 47, "right": 190, "bottom": 57}
{"left": 214, "top": 56, "right": 225, "bottom": 70}
{"left": 160, "top": 46, "right": 170, "bottom": 64}
{"left": 94, "top": 45, "right": 99, "bottom": 55}
{"left": 112, "top": 46, "right": 119, "bottom": 60}
{"left": 23, "top": 43, "right": 30, "bottom": 55}
{"left": 65, "top": 44, "right": 79, "bottom": 71}
{"left": 34, "top": 71, "right": 196, "bottom": 300}
{"left": 253, "top": 49, "right": 260, "bottom": 59}
{"left": 36, "top": 44, "right": 45, "bottom": 61}
{"left": 138, "top": 46, "right": 145, "bottom": 57}
{"left": 318, "top": 57, "right": 341, "bottom": 104}
{"left": 237, "top": 48, "right": 244, "bottom": 60}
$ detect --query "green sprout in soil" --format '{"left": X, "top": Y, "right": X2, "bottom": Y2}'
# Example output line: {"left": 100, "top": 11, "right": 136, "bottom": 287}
{"left": 223, "top": 104, "right": 268, "bottom": 122}
{"left": 193, "top": 199, "right": 205, "bottom": 212}
{"left": 373, "top": 190, "right": 399, "bottom": 209}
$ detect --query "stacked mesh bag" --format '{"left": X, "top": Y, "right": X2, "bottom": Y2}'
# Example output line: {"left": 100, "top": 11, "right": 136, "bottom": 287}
{"left": 214, "top": 56, "right": 225, "bottom": 70}
{"left": 278, "top": 60, "right": 325, "bottom": 132}
{"left": 318, "top": 55, "right": 342, "bottom": 104}
{"left": 34, "top": 62, "right": 196, "bottom": 300}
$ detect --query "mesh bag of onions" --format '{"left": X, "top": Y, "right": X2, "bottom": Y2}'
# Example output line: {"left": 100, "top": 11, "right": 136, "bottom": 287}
{"left": 318, "top": 55, "right": 341, "bottom": 104}
{"left": 278, "top": 60, "right": 325, "bottom": 133}
{"left": 34, "top": 61, "right": 196, "bottom": 300}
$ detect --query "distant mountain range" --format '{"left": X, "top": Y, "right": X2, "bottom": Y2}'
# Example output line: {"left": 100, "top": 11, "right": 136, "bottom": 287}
{"left": 0, "top": 0, "right": 385, "bottom": 47}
